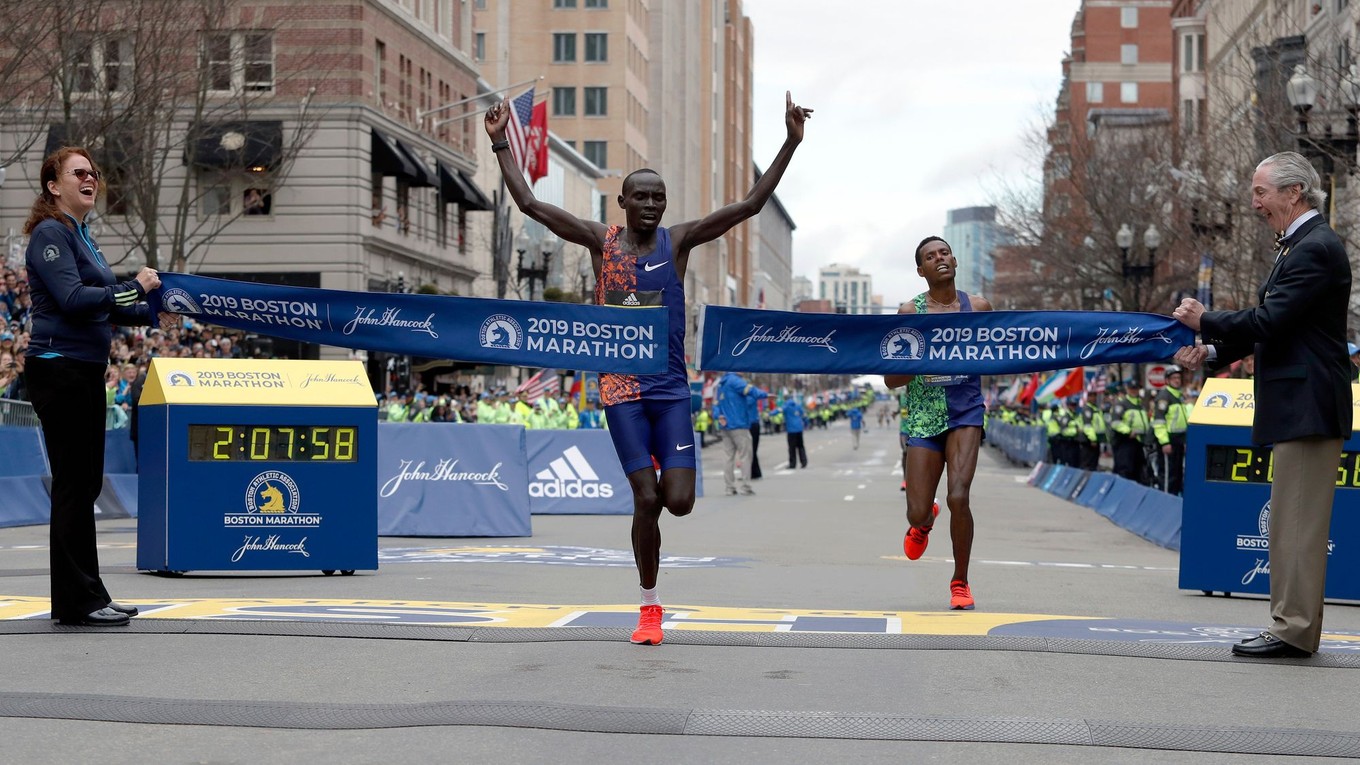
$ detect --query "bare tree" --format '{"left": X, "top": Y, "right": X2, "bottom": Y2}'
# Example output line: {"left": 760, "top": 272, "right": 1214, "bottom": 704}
{"left": 32, "top": 0, "right": 335, "bottom": 272}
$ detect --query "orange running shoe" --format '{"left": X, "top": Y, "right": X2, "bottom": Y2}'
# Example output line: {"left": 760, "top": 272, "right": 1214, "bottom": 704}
{"left": 630, "top": 604, "right": 664, "bottom": 645}
{"left": 902, "top": 499, "right": 941, "bottom": 560}
{"left": 950, "top": 579, "right": 975, "bottom": 610}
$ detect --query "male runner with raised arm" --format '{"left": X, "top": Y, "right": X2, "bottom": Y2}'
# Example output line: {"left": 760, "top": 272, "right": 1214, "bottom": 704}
{"left": 486, "top": 91, "right": 812, "bottom": 645}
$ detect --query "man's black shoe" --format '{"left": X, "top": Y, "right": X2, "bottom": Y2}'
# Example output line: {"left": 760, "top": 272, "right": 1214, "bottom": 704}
{"left": 1231, "top": 632, "right": 1312, "bottom": 658}
{"left": 107, "top": 601, "right": 139, "bottom": 617}
{"left": 59, "top": 607, "right": 130, "bottom": 627}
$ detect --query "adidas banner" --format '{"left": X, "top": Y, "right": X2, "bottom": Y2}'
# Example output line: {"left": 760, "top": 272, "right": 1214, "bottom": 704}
{"left": 526, "top": 430, "right": 632, "bottom": 515}
{"left": 377, "top": 423, "right": 531, "bottom": 536}
{"left": 526, "top": 429, "right": 706, "bottom": 515}
{"left": 698, "top": 305, "right": 1194, "bottom": 375}
{"left": 155, "top": 273, "right": 668, "bottom": 374}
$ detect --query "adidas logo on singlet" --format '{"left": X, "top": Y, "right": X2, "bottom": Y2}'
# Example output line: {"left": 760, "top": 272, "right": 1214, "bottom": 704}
{"left": 622, "top": 293, "right": 641, "bottom": 306}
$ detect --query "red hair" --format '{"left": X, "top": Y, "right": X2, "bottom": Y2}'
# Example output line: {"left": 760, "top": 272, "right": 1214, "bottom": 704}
{"left": 22, "top": 147, "right": 100, "bottom": 235}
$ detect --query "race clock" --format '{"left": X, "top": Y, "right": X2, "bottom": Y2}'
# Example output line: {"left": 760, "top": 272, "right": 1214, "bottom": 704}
{"left": 136, "top": 359, "right": 378, "bottom": 574}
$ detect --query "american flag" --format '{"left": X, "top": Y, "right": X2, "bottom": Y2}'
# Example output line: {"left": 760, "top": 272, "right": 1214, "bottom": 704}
{"left": 516, "top": 369, "right": 561, "bottom": 401}
{"left": 505, "top": 86, "right": 536, "bottom": 178}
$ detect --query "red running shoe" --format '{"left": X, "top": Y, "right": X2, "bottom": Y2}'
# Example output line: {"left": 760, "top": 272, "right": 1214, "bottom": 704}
{"left": 630, "top": 604, "right": 664, "bottom": 645}
{"left": 950, "top": 579, "right": 975, "bottom": 610}
{"left": 903, "top": 499, "right": 941, "bottom": 560}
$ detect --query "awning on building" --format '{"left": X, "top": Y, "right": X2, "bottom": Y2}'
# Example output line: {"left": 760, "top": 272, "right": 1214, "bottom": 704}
{"left": 371, "top": 128, "right": 417, "bottom": 179}
{"left": 186, "top": 121, "right": 283, "bottom": 170}
{"left": 436, "top": 161, "right": 494, "bottom": 211}
{"left": 397, "top": 141, "right": 438, "bottom": 188}
{"left": 45, "top": 123, "right": 133, "bottom": 168}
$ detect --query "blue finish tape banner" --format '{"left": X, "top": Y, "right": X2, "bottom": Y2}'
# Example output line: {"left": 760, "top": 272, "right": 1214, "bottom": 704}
{"left": 156, "top": 273, "right": 667, "bottom": 374}
{"left": 698, "top": 306, "right": 1195, "bottom": 374}
{"left": 377, "top": 423, "right": 531, "bottom": 537}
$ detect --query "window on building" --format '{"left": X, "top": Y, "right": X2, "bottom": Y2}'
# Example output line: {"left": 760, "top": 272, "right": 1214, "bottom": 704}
{"left": 1181, "top": 33, "right": 1204, "bottom": 73}
{"left": 553, "top": 33, "right": 576, "bottom": 62}
{"left": 585, "top": 32, "right": 608, "bottom": 62}
{"left": 1121, "top": 44, "right": 1138, "bottom": 65}
{"left": 1122, "top": 6, "right": 1138, "bottom": 27}
{"left": 375, "top": 40, "right": 386, "bottom": 102}
{"left": 474, "top": 0, "right": 486, "bottom": 8}
{"left": 243, "top": 187, "right": 271, "bottom": 216}
{"left": 584, "top": 86, "right": 607, "bottom": 116}
{"left": 201, "top": 174, "right": 232, "bottom": 218}
{"left": 1053, "top": 154, "right": 1072, "bottom": 179}
{"left": 554, "top": 0, "right": 576, "bottom": 7}
{"left": 1121, "top": 82, "right": 1138, "bottom": 103}
{"left": 583, "top": 140, "right": 607, "bottom": 168}
{"left": 553, "top": 86, "right": 576, "bottom": 116}
{"left": 474, "top": 32, "right": 484, "bottom": 61}
{"left": 1086, "top": 81, "right": 1103, "bottom": 103}
{"left": 585, "top": 0, "right": 607, "bottom": 7}
{"left": 96, "top": 168, "right": 130, "bottom": 216}
{"left": 71, "top": 34, "right": 135, "bottom": 93}
{"left": 1182, "top": 98, "right": 1199, "bottom": 134}
{"left": 204, "top": 31, "right": 274, "bottom": 93}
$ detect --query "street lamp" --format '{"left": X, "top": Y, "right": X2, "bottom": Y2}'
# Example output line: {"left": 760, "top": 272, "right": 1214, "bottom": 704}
{"left": 515, "top": 228, "right": 555, "bottom": 301}
{"left": 1116, "top": 222, "right": 1159, "bottom": 313}
{"left": 1286, "top": 64, "right": 1359, "bottom": 215}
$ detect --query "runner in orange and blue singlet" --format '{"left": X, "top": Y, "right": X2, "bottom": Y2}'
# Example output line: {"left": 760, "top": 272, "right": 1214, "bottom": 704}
{"left": 486, "top": 90, "right": 813, "bottom": 646}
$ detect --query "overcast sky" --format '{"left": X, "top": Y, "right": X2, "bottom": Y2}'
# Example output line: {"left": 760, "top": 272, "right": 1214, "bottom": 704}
{"left": 744, "top": 0, "right": 1079, "bottom": 310}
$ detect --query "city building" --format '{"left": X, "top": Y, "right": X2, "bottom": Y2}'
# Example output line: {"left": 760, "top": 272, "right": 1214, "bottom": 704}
{"left": 818, "top": 263, "right": 873, "bottom": 315}
{"left": 751, "top": 165, "right": 795, "bottom": 311}
{"left": 1, "top": 0, "right": 495, "bottom": 379}
{"left": 472, "top": 0, "right": 765, "bottom": 365}
{"left": 942, "top": 205, "right": 1003, "bottom": 298}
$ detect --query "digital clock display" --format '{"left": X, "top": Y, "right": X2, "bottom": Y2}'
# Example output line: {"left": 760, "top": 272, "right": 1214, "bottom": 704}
{"left": 1205, "top": 444, "right": 1360, "bottom": 489}
{"left": 188, "top": 425, "right": 358, "bottom": 462}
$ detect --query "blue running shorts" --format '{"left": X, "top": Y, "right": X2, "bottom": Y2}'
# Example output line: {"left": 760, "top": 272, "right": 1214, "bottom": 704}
{"left": 604, "top": 398, "right": 697, "bottom": 474}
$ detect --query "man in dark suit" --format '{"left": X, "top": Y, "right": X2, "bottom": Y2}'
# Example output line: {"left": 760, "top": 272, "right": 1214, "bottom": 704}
{"left": 1173, "top": 151, "right": 1352, "bottom": 659}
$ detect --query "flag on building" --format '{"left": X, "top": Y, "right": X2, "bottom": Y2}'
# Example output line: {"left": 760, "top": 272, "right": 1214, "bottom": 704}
{"left": 516, "top": 369, "right": 561, "bottom": 401}
{"left": 505, "top": 87, "right": 549, "bottom": 185}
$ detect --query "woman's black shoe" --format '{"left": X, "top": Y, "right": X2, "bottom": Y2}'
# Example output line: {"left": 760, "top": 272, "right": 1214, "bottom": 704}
{"left": 59, "top": 607, "right": 130, "bottom": 626}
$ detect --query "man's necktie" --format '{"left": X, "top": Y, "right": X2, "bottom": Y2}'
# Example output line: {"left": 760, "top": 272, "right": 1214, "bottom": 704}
{"left": 1273, "top": 231, "right": 1285, "bottom": 254}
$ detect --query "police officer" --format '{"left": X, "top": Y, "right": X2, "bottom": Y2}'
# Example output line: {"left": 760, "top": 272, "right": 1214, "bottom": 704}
{"left": 1077, "top": 395, "right": 1106, "bottom": 471}
{"left": 1152, "top": 366, "right": 1190, "bottom": 494}
{"left": 1056, "top": 398, "right": 1080, "bottom": 466}
{"left": 1110, "top": 378, "right": 1149, "bottom": 482}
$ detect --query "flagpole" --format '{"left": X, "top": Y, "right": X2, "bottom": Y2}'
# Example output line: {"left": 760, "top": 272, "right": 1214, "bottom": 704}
{"left": 420, "top": 75, "right": 543, "bottom": 120}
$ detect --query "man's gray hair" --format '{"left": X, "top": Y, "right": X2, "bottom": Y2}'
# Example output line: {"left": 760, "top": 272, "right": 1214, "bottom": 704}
{"left": 1258, "top": 151, "right": 1327, "bottom": 210}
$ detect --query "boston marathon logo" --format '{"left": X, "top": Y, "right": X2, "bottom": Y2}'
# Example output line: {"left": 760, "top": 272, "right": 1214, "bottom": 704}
{"left": 479, "top": 314, "right": 523, "bottom": 350}
{"left": 731, "top": 325, "right": 837, "bottom": 357}
{"left": 227, "top": 470, "right": 321, "bottom": 528}
{"left": 380, "top": 545, "right": 742, "bottom": 567}
{"left": 161, "top": 288, "right": 202, "bottom": 314}
{"left": 380, "top": 459, "right": 508, "bottom": 497}
{"left": 880, "top": 328, "right": 925, "bottom": 360}
{"left": 1203, "top": 392, "right": 1231, "bottom": 408}
{"left": 530, "top": 446, "right": 614, "bottom": 498}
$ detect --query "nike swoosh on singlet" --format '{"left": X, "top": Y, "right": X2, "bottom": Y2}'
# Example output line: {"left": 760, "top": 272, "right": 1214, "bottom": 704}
{"left": 675, "top": 443, "right": 693, "bottom": 451}
{"left": 644, "top": 261, "right": 669, "bottom": 272}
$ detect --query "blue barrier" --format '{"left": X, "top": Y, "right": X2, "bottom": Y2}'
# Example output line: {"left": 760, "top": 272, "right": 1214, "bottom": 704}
{"left": 527, "top": 429, "right": 632, "bottom": 515}
{"left": 0, "top": 425, "right": 47, "bottom": 477}
{"left": 1027, "top": 462, "right": 1182, "bottom": 551}
{"left": 0, "top": 476, "right": 51, "bottom": 528}
{"left": 376, "top": 423, "right": 532, "bottom": 537}
{"left": 987, "top": 422, "right": 1046, "bottom": 465}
